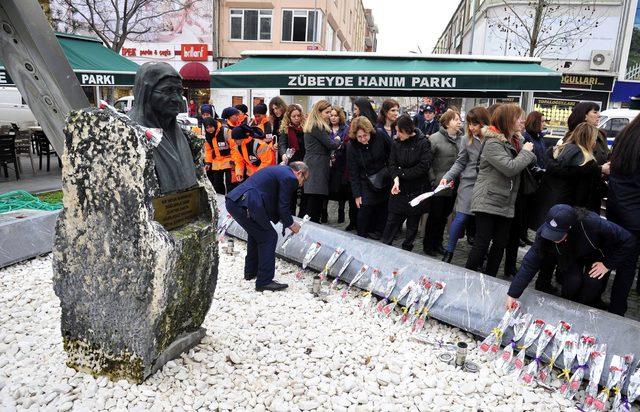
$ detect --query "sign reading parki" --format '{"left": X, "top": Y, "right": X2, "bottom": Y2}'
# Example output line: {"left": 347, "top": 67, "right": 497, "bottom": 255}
{"left": 287, "top": 75, "right": 458, "bottom": 89}
{"left": 0, "top": 68, "right": 135, "bottom": 87}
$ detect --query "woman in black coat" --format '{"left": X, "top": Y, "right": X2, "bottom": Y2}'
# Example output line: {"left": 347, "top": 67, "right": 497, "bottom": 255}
{"left": 381, "top": 115, "right": 433, "bottom": 251}
{"left": 347, "top": 116, "right": 392, "bottom": 239}
{"left": 608, "top": 114, "right": 640, "bottom": 303}
{"left": 528, "top": 123, "right": 601, "bottom": 294}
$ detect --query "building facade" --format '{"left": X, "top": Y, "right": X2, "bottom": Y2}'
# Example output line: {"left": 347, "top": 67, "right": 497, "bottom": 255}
{"left": 212, "top": 0, "right": 373, "bottom": 112}
{"left": 434, "top": 0, "right": 636, "bottom": 134}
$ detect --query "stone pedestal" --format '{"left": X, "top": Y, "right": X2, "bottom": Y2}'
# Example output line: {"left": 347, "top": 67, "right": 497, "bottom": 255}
{"left": 52, "top": 108, "right": 218, "bottom": 383}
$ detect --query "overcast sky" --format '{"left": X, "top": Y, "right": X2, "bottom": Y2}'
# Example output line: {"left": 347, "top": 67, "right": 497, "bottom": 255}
{"left": 362, "top": 0, "right": 459, "bottom": 54}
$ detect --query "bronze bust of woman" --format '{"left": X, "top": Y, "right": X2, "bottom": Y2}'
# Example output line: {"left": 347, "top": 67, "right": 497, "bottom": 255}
{"left": 129, "top": 62, "right": 198, "bottom": 194}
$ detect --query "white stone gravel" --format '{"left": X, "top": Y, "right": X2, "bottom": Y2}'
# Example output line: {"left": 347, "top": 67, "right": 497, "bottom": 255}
{"left": 0, "top": 243, "right": 579, "bottom": 411}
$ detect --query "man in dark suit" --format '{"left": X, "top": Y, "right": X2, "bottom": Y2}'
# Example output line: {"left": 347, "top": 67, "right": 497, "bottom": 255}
{"left": 225, "top": 162, "right": 309, "bottom": 291}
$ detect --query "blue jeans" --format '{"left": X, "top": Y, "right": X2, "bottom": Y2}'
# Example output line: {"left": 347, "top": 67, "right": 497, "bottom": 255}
{"left": 446, "top": 212, "right": 472, "bottom": 253}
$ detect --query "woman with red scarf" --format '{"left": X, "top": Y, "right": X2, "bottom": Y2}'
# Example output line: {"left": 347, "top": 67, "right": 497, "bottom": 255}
{"left": 465, "top": 104, "right": 537, "bottom": 277}
{"left": 279, "top": 104, "right": 307, "bottom": 216}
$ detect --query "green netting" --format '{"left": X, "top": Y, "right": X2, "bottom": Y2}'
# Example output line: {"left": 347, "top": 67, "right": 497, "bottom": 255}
{"left": 0, "top": 190, "right": 62, "bottom": 213}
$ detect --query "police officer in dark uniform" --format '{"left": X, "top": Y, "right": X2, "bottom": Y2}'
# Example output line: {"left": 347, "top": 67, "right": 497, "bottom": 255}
{"left": 225, "top": 162, "right": 309, "bottom": 292}
{"left": 505, "top": 204, "right": 636, "bottom": 316}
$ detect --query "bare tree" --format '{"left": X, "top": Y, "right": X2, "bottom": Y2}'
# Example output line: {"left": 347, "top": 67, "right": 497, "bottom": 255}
{"left": 486, "top": 0, "right": 601, "bottom": 57}
{"left": 50, "top": 0, "right": 197, "bottom": 53}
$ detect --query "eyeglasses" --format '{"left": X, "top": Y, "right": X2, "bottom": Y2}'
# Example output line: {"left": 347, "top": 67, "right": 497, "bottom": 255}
{"left": 153, "top": 87, "right": 183, "bottom": 96}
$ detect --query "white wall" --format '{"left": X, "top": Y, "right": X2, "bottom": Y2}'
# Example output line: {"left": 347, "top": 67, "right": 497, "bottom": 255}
{"left": 481, "top": 3, "right": 621, "bottom": 60}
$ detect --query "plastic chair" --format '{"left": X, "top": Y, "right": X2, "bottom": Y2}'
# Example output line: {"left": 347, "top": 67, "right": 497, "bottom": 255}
{"left": 0, "top": 134, "right": 19, "bottom": 180}
{"left": 35, "top": 131, "right": 61, "bottom": 172}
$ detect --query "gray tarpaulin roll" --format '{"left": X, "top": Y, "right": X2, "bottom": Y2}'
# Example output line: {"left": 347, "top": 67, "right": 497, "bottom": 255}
{"left": 217, "top": 195, "right": 640, "bottom": 390}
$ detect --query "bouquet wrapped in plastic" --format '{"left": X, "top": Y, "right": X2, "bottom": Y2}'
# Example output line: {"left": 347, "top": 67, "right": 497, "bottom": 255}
{"left": 494, "top": 313, "right": 531, "bottom": 373}
{"left": 411, "top": 281, "right": 445, "bottom": 334}
{"left": 341, "top": 264, "right": 369, "bottom": 300}
{"left": 479, "top": 300, "right": 520, "bottom": 358}
{"left": 296, "top": 241, "right": 322, "bottom": 280}
{"left": 582, "top": 344, "right": 607, "bottom": 410}
{"left": 280, "top": 147, "right": 296, "bottom": 165}
{"left": 521, "top": 322, "right": 557, "bottom": 384}
{"left": 558, "top": 333, "right": 579, "bottom": 393}
{"left": 611, "top": 354, "right": 635, "bottom": 412}
{"left": 216, "top": 213, "right": 234, "bottom": 242}
{"left": 375, "top": 270, "right": 400, "bottom": 314}
{"left": 408, "top": 278, "right": 432, "bottom": 326}
{"left": 624, "top": 364, "right": 640, "bottom": 411}
{"left": 319, "top": 247, "right": 344, "bottom": 281}
{"left": 399, "top": 278, "right": 423, "bottom": 325}
{"left": 360, "top": 268, "right": 382, "bottom": 309}
{"left": 537, "top": 321, "right": 571, "bottom": 384}
{"left": 380, "top": 280, "right": 414, "bottom": 317}
{"left": 593, "top": 355, "right": 625, "bottom": 411}
{"left": 510, "top": 319, "right": 545, "bottom": 377}
{"left": 562, "top": 334, "right": 596, "bottom": 400}
{"left": 330, "top": 256, "right": 354, "bottom": 290}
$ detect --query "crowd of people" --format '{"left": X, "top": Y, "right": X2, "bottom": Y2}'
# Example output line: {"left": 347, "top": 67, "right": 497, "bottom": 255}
{"left": 205, "top": 96, "right": 640, "bottom": 317}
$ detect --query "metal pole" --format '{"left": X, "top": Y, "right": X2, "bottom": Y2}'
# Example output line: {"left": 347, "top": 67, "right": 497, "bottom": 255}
{"left": 0, "top": 0, "right": 89, "bottom": 155}
{"left": 314, "top": 0, "right": 317, "bottom": 47}
{"left": 468, "top": 0, "right": 477, "bottom": 55}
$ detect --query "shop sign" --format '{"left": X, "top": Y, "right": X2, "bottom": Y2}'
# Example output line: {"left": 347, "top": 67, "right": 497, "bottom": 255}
{"left": 76, "top": 72, "right": 136, "bottom": 86}
{"left": 121, "top": 45, "right": 173, "bottom": 59}
{"left": 286, "top": 75, "right": 458, "bottom": 89}
{"left": 181, "top": 44, "right": 208, "bottom": 61}
{"left": 561, "top": 74, "right": 614, "bottom": 92}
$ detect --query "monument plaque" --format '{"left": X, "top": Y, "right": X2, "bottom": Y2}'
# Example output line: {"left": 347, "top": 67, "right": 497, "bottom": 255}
{"left": 153, "top": 187, "right": 202, "bottom": 230}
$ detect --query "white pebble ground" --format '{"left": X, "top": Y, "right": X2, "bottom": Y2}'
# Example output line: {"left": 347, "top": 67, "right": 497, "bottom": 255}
{"left": 0, "top": 242, "right": 578, "bottom": 411}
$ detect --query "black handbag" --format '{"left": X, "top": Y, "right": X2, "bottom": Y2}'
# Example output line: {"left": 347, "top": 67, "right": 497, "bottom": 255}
{"left": 366, "top": 168, "right": 391, "bottom": 191}
{"left": 521, "top": 166, "right": 540, "bottom": 195}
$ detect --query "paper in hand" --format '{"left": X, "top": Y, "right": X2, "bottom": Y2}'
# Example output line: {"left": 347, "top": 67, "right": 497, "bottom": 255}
{"left": 409, "top": 184, "right": 450, "bottom": 207}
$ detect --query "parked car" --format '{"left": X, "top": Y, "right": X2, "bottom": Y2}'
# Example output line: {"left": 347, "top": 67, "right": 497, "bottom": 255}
{"left": 0, "top": 87, "right": 38, "bottom": 129}
{"left": 598, "top": 109, "right": 640, "bottom": 146}
{"left": 551, "top": 108, "right": 640, "bottom": 148}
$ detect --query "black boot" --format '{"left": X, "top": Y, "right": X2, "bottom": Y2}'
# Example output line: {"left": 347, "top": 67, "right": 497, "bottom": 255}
{"left": 442, "top": 251, "right": 453, "bottom": 263}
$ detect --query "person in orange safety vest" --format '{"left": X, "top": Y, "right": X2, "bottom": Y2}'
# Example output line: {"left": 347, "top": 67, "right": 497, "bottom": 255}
{"left": 203, "top": 117, "right": 238, "bottom": 194}
{"left": 249, "top": 103, "right": 277, "bottom": 165}
{"left": 231, "top": 123, "right": 275, "bottom": 181}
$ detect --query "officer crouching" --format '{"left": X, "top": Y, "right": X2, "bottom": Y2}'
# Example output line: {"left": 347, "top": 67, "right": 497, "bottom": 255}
{"left": 505, "top": 204, "right": 636, "bottom": 316}
{"left": 225, "top": 162, "right": 309, "bottom": 292}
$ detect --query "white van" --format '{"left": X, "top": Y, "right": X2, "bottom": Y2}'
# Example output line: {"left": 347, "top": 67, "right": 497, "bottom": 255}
{"left": 598, "top": 109, "right": 640, "bottom": 146}
{"left": 0, "top": 87, "right": 38, "bottom": 128}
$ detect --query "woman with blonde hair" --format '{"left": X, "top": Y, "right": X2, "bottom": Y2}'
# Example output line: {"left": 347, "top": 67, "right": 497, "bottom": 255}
{"left": 303, "top": 100, "right": 342, "bottom": 222}
{"left": 531, "top": 122, "right": 600, "bottom": 229}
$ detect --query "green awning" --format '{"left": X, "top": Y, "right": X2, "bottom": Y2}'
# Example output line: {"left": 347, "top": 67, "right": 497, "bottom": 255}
{"left": 211, "top": 51, "right": 562, "bottom": 97}
{"left": 0, "top": 33, "right": 138, "bottom": 87}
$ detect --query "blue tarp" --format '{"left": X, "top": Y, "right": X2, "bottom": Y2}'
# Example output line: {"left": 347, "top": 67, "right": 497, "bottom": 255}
{"left": 610, "top": 80, "right": 640, "bottom": 102}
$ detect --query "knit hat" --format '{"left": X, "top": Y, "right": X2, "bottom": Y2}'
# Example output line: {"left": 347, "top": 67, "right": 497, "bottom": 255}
{"left": 231, "top": 124, "right": 264, "bottom": 140}
{"left": 234, "top": 104, "right": 248, "bottom": 114}
{"left": 221, "top": 107, "right": 240, "bottom": 120}
{"left": 253, "top": 103, "right": 268, "bottom": 115}
{"left": 201, "top": 104, "right": 213, "bottom": 116}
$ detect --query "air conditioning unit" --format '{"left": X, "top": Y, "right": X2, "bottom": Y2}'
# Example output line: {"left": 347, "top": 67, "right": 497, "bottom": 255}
{"left": 590, "top": 50, "right": 613, "bottom": 71}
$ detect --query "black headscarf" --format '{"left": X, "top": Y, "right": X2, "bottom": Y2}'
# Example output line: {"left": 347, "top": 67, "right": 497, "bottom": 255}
{"left": 129, "top": 62, "right": 197, "bottom": 194}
